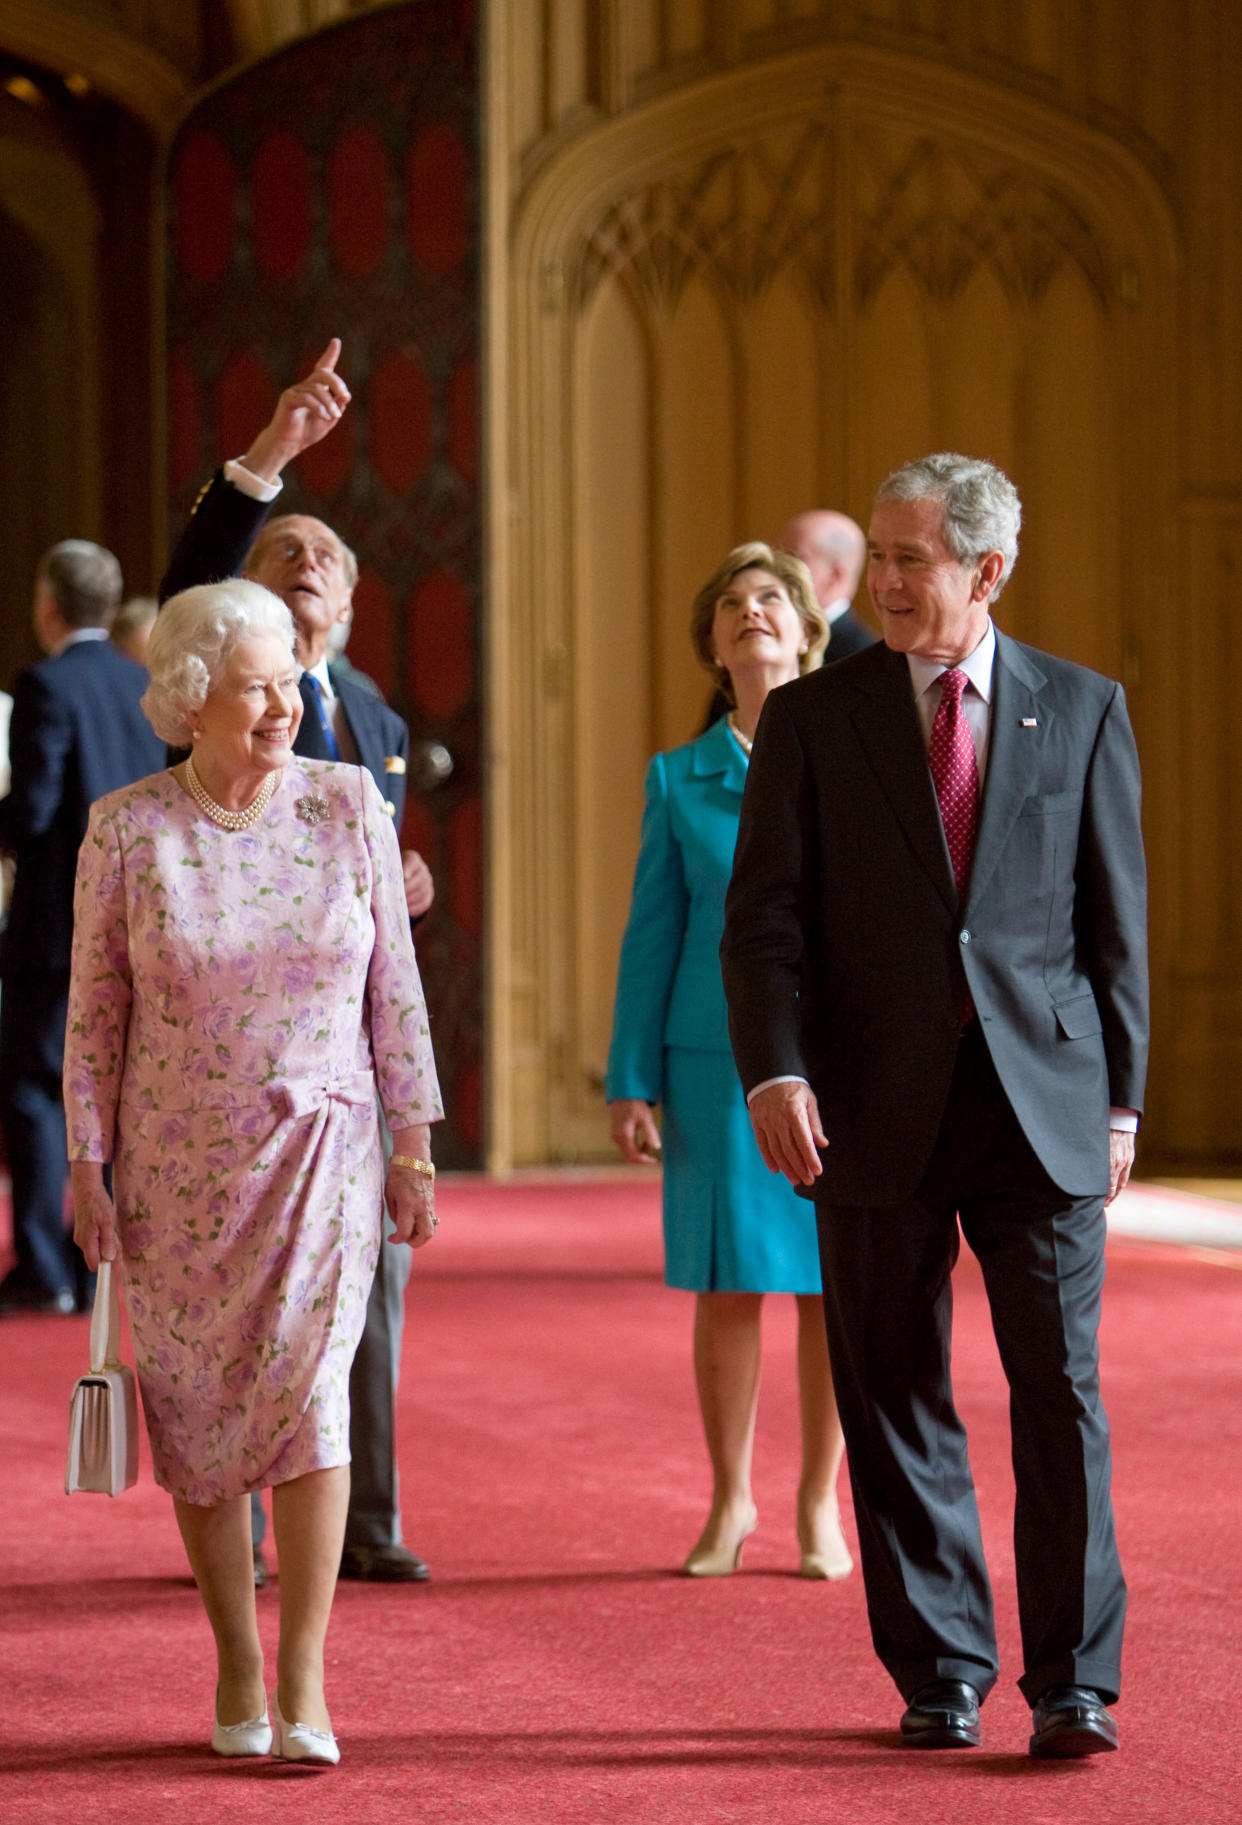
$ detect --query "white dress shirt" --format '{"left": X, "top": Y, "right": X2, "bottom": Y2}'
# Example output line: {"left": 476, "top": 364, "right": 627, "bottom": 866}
{"left": 907, "top": 619, "right": 995, "bottom": 779}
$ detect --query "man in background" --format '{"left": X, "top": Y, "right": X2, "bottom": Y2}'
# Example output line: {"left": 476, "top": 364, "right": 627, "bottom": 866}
{"left": 110, "top": 595, "right": 158, "bottom": 668}
{"left": 0, "top": 542, "right": 165, "bottom": 1316}
{"left": 779, "top": 509, "right": 876, "bottom": 660}
{"left": 160, "top": 341, "right": 434, "bottom": 1581}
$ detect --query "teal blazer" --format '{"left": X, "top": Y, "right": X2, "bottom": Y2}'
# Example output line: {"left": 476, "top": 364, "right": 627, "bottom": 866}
{"left": 606, "top": 719, "right": 747, "bottom": 1103}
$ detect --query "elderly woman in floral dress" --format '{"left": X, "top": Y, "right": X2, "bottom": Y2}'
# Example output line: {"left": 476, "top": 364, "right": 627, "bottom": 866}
{"left": 66, "top": 579, "right": 441, "bottom": 1767}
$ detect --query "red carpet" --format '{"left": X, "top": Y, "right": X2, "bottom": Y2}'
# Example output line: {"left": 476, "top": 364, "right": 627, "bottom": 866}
{"left": 1, "top": 1175, "right": 1239, "bottom": 1823}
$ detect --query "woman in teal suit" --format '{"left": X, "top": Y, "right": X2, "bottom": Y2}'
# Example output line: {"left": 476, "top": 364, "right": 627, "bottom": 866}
{"left": 607, "top": 543, "right": 851, "bottom": 1580}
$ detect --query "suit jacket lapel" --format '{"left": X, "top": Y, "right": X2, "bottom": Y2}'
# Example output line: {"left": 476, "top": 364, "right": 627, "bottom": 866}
{"left": 851, "top": 646, "right": 958, "bottom": 915}
{"left": 965, "top": 632, "right": 1051, "bottom": 910}
{"left": 331, "top": 672, "right": 380, "bottom": 781}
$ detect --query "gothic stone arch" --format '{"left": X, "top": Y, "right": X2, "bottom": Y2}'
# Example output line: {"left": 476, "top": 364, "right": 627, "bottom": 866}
{"left": 491, "top": 44, "right": 1178, "bottom": 1166}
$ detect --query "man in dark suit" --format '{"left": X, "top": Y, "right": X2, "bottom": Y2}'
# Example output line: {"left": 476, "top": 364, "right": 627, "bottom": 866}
{"left": 0, "top": 542, "right": 166, "bottom": 1315}
{"left": 160, "top": 341, "right": 434, "bottom": 1583}
{"left": 159, "top": 343, "right": 430, "bottom": 898}
{"left": 779, "top": 509, "right": 876, "bottom": 660}
{"left": 723, "top": 454, "right": 1148, "bottom": 1759}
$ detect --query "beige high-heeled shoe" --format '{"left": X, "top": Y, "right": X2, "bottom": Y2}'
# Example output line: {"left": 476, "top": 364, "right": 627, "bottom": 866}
{"left": 683, "top": 1504, "right": 758, "bottom": 1577}
{"left": 798, "top": 1500, "right": 854, "bottom": 1580}
{"left": 271, "top": 1690, "right": 340, "bottom": 1766}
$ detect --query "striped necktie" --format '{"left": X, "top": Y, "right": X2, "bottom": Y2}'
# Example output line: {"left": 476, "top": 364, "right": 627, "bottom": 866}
{"left": 302, "top": 673, "right": 340, "bottom": 761}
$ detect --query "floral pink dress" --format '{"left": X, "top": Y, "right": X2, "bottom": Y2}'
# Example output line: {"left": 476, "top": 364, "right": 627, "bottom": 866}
{"left": 64, "top": 759, "right": 441, "bottom": 1506}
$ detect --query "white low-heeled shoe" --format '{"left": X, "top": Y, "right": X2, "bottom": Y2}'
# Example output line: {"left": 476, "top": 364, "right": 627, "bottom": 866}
{"left": 271, "top": 1691, "right": 340, "bottom": 1766}
{"left": 211, "top": 1707, "right": 273, "bottom": 1757}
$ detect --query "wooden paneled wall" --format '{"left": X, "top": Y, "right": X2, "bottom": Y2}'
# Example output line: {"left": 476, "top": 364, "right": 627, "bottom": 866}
{"left": 486, "top": 2, "right": 1242, "bottom": 1171}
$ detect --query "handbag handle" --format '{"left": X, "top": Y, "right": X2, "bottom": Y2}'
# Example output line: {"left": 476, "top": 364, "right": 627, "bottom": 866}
{"left": 88, "top": 1260, "right": 122, "bottom": 1375}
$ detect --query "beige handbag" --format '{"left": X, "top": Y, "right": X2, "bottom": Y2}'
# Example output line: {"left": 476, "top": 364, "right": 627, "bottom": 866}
{"left": 65, "top": 1260, "right": 139, "bottom": 1496}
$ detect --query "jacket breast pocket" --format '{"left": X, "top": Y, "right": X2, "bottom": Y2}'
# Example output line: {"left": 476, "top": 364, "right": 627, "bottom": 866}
{"left": 1020, "top": 790, "right": 1080, "bottom": 817}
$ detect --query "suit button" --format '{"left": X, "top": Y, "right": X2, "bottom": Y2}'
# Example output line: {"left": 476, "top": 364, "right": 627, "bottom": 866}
{"left": 960, "top": 929, "right": 972, "bottom": 944}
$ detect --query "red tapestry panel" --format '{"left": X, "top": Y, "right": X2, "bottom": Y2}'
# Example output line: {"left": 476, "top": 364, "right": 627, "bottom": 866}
{"left": 371, "top": 350, "right": 433, "bottom": 495}
{"left": 328, "top": 127, "right": 392, "bottom": 279}
{"left": 174, "top": 132, "right": 236, "bottom": 283}
{"left": 252, "top": 131, "right": 312, "bottom": 281}
{"left": 166, "top": 0, "right": 482, "bottom": 1167}
{"left": 406, "top": 123, "right": 469, "bottom": 275}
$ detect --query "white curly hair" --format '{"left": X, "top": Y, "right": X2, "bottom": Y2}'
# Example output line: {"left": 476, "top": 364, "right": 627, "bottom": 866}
{"left": 142, "top": 580, "right": 299, "bottom": 746}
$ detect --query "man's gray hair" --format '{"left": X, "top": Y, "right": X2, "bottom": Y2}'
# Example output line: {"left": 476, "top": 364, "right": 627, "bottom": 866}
{"left": 37, "top": 540, "right": 123, "bottom": 629}
{"left": 875, "top": 453, "right": 1022, "bottom": 597}
{"left": 142, "top": 580, "right": 298, "bottom": 747}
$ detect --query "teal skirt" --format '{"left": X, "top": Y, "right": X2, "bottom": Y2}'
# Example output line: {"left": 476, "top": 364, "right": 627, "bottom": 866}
{"left": 661, "top": 1047, "right": 823, "bottom": 1293}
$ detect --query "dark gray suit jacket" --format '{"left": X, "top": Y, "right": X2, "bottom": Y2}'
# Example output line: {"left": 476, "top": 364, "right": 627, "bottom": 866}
{"left": 721, "top": 632, "right": 1148, "bottom": 1203}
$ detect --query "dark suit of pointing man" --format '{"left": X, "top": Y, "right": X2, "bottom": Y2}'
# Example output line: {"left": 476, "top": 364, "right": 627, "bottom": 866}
{"left": 723, "top": 455, "right": 1147, "bottom": 1759}
{"left": 161, "top": 341, "right": 434, "bottom": 1584}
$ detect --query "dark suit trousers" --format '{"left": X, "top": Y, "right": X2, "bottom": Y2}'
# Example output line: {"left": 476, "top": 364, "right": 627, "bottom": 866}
{"left": 0, "top": 973, "right": 75, "bottom": 1300}
{"left": 815, "top": 1022, "right": 1126, "bottom": 1707}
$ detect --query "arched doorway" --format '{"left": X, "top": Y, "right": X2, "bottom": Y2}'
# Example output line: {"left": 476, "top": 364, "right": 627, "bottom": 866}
{"left": 494, "top": 47, "right": 1177, "bottom": 1165}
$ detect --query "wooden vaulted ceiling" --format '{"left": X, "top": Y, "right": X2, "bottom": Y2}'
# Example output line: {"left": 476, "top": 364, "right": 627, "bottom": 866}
{"left": 0, "top": 1, "right": 388, "bottom": 132}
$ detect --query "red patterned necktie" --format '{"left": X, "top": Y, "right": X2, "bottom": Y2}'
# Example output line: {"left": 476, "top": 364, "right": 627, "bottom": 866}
{"left": 928, "top": 667, "right": 979, "bottom": 897}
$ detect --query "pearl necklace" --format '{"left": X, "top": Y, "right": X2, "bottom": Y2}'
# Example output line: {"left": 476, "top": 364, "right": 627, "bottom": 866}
{"left": 183, "top": 754, "right": 278, "bottom": 831}
{"left": 727, "top": 715, "right": 754, "bottom": 756}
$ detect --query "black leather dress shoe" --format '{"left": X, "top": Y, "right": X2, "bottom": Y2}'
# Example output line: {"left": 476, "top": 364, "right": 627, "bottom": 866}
{"left": 338, "top": 1543, "right": 431, "bottom": 1582}
{"left": 900, "top": 1680, "right": 982, "bottom": 1748}
{"left": 1029, "top": 1686, "right": 1118, "bottom": 1758}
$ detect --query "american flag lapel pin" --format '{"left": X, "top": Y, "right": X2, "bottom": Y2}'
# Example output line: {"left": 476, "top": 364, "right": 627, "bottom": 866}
{"left": 1021, "top": 717, "right": 1038, "bottom": 728}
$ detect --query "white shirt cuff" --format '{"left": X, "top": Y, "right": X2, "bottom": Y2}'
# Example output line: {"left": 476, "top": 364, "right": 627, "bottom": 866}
{"left": 1109, "top": 1108, "right": 1139, "bottom": 1133}
{"left": 223, "top": 458, "right": 282, "bottom": 502}
{"left": 746, "top": 1075, "right": 809, "bottom": 1106}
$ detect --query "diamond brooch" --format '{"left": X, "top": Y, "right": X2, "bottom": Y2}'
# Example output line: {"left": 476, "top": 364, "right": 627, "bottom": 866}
{"left": 295, "top": 794, "right": 331, "bottom": 826}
